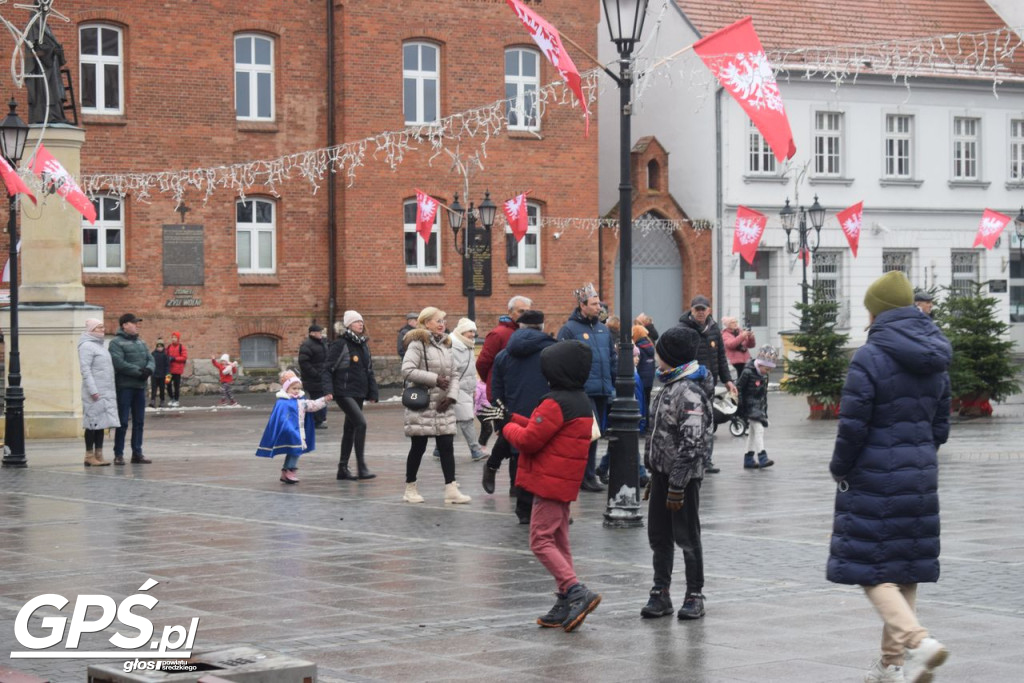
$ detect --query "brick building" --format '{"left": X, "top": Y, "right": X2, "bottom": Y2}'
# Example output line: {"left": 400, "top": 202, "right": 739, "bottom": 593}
{"left": 0, "top": 0, "right": 674, "bottom": 383}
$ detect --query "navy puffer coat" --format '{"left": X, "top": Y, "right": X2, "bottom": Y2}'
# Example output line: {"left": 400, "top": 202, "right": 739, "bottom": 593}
{"left": 556, "top": 308, "right": 616, "bottom": 397}
{"left": 827, "top": 306, "right": 952, "bottom": 586}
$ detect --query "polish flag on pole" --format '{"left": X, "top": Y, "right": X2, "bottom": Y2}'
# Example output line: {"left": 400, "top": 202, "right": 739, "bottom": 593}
{"left": 503, "top": 191, "right": 531, "bottom": 242}
{"left": 731, "top": 206, "right": 767, "bottom": 265}
{"left": 0, "top": 156, "right": 35, "bottom": 204}
{"left": 505, "top": 0, "right": 590, "bottom": 134}
{"left": 414, "top": 189, "right": 439, "bottom": 242}
{"left": 29, "top": 144, "right": 96, "bottom": 223}
{"left": 972, "top": 209, "right": 1011, "bottom": 250}
{"left": 836, "top": 201, "right": 863, "bottom": 258}
{"left": 799, "top": 247, "right": 811, "bottom": 265}
{"left": 693, "top": 17, "right": 796, "bottom": 162}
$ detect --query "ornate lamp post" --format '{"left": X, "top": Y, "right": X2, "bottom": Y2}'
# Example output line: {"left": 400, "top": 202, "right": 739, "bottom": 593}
{"left": 448, "top": 191, "right": 497, "bottom": 324}
{"left": 1, "top": 99, "right": 29, "bottom": 468}
{"left": 602, "top": 0, "right": 648, "bottom": 529}
{"left": 779, "top": 195, "right": 826, "bottom": 311}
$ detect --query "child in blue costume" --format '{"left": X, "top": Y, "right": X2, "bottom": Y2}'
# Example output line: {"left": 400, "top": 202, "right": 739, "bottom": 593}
{"left": 256, "top": 371, "right": 329, "bottom": 484}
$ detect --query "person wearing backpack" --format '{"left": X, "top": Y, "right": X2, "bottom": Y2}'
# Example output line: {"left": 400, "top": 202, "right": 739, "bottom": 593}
{"left": 322, "top": 311, "right": 379, "bottom": 481}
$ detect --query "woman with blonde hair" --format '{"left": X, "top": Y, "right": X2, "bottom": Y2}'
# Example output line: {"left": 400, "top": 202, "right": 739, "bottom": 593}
{"left": 400, "top": 307, "right": 471, "bottom": 504}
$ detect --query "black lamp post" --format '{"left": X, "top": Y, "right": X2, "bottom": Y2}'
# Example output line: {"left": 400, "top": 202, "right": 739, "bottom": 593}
{"left": 779, "top": 195, "right": 826, "bottom": 312}
{"left": 448, "top": 190, "right": 496, "bottom": 324}
{"left": 1, "top": 99, "right": 29, "bottom": 468}
{"left": 1014, "top": 207, "right": 1024, "bottom": 262}
{"left": 601, "top": 0, "right": 648, "bottom": 529}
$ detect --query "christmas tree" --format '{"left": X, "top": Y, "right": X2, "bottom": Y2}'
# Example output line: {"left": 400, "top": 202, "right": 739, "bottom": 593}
{"left": 782, "top": 288, "right": 850, "bottom": 417}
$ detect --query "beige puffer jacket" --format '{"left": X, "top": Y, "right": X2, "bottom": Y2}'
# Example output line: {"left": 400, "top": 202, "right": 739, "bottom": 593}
{"left": 401, "top": 328, "right": 459, "bottom": 436}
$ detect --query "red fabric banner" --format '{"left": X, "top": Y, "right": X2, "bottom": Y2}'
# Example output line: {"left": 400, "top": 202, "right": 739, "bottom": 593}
{"left": 694, "top": 17, "right": 796, "bottom": 163}
{"left": 505, "top": 0, "right": 590, "bottom": 134}
{"left": 414, "top": 189, "right": 439, "bottom": 242}
{"left": 836, "top": 201, "right": 863, "bottom": 258}
{"left": 29, "top": 144, "right": 96, "bottom": 223}
{"left": 503, "top": 192, "right": 530, "bottom": 242}
{"left": 0, "top": 155, "right": 35, "bottom": 204}
{"left": 732, "top": 205, "right": 767, "bottom": 265}
{"left": 972, "top": 209, "right": 1010, "bottom": 250}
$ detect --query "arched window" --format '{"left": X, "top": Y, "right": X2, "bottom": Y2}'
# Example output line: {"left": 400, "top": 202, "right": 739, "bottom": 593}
{"left": 236, "top": 198, "right": 276, "bottom": 273}
{"left": 241, "top": 335, "right": 278, "bottom": 368}
{"left": 404, "top": 199, "right": 440, "bottom": 272}
{"left": 646, "top": 159, "right": 660, "bottom": 190}
{"left": 235, "top": 34, "right": 275, "bottom": 120}
{"left": 506, "top": 202, "right": 540, "bottom": 272}
{"left": 79, "top": 24, "right": 123, "bottom": 114}
{"left": 505, "top": 48, "right": 540, "bottom": 131}
{"left": 403, "top": 42, "right": 439, "bottom": 125}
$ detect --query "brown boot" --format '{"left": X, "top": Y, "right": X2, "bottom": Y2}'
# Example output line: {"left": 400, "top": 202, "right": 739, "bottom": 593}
{"left": 93, "top": 448, "right": 111, "bottom": 466}
{"left": 84, "top": 449, "right": 110, "bottom": 467}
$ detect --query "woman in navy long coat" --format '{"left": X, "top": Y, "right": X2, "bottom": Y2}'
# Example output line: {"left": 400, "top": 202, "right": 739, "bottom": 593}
{"left": 828, "top": 271, "right": 952, "bottom": 683}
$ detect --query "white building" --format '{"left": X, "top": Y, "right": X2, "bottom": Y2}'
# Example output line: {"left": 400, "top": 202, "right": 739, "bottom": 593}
{"left": 599, "top": 0, "right": 1024, "bottom": 350}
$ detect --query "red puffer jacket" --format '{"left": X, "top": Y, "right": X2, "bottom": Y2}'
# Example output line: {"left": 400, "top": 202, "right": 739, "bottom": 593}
{"left": 503, "top": 393, "right": 592, "bottom": 503}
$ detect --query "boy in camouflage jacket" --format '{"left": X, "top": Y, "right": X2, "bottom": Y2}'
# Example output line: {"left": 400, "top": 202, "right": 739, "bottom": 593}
{"left": 641, "top": 326, "right": 713, "bottom": 621}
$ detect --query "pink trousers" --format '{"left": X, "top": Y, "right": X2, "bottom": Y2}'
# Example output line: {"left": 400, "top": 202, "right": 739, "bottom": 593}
{"left": 529, "top": 495, "right": 576, "bottom": 594}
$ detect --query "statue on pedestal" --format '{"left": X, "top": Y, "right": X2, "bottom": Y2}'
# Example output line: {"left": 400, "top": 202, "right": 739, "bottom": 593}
{"left": 24, "top": 1, "right": 68, "bottom": 124}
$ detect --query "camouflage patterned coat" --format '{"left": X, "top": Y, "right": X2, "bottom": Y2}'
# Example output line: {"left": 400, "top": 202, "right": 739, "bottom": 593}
{"left": 644, "top": 370, "right": 713, "bottom": 493}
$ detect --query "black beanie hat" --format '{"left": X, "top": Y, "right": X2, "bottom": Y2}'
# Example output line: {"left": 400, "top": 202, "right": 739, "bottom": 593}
{"left": 655, "top": 326, "right": 700, "bottom": 368}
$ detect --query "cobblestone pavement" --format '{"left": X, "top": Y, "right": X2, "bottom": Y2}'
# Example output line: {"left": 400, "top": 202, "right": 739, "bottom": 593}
{"left": 2, "top": 390, "right": 1023, "bottom": 682}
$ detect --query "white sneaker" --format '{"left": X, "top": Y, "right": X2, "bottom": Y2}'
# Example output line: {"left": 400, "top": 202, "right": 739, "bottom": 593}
{"left": 904, "top": 638, "right": 948, "bottom": 683}
{"left": 865, "top": 659, "right": 905, "bottom": 683}
{"left": 402, "top": 482, "right": 424, "bottom": 503}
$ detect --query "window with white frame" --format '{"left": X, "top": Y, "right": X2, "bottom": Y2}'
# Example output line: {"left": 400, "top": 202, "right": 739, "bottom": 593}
{"left": 1010, "top": 119, "right": 1024, "bottom": 182}
{"left": 403, "top": 42, "right": 439, "bottom": 125}
{"left": 812, "top": 249, "right": 847, "bottom": 325}
{"left": 814, "top": 111, "right": 843, "bottom": 176}
{"left": 952, "top": 117, "right": 980, "bottom": 180}
{"left": 748, "top": 122, "right": 776, "bottom": 174}
{"left": 82, "top": 195, "right": 124, "bottom": 272}
{"left": 506, "top": 202, "right": 540, "bottom": 272}
{"left": 950, "top": 250, "right": 980, "bottom": 297}
{"left": 505, "top": 48, "right": 540, "bottom": 131}
{"left": 240, "top": 336, "right": 277, "bottom": 368}
{"left": 404, "top": 199, "right": 440, "bottom": 272}
{"left": 79, "top": 24, "right": 123, "bottom": 114}
{"left": 882, "top": 250, "right": 913, "bottom": 279}
{"left": 884, "top": 114, "right": 913, "bottom": 178}
{"left": 235, "top": 34, "right": 274, "bottom": 120}
{"left": 236, "top": 198, "right": 275, "bottom": 273}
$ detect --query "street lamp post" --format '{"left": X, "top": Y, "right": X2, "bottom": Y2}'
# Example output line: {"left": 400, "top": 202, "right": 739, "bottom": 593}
{"left": 1014, "top": 207, "right": 1024, "bottom": 262}
{"left": 602, "top": 0, "right": 648, "bottom": 529}
{"left": 0, "top": 99, "right": 29, "bottom": 468}
{"left": 448, "top": 191, "right": 496, "bottom": 324}
{"left": 779, "top": 195, "right": 826, "bottom": 312}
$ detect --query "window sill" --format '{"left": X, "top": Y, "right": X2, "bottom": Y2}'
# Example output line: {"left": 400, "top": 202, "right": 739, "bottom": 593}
{"left": 237, "top": 120, "right": 279, "bottom": 133}
{"left": 239, "top": 274, "right": 280, "bottom": 285}
{"left": 808, "top": 176, "right": 854, "bottom": 186}
{"left": 1005, "top": 181, "right": 1024, "bottom": 191}
{"left": 406, "top": 272, "right": 446, "bottom": 286}
{"left": 81, "top": 114, "right": 128, "bottom": 127}
{"left": 947, "top": 179, "right": 991, "bottom": 189}
{"left": 879, "top": 178, "right": 924, "bottom": 187}
{"left": 507, "top": 129, "right": 543, "bottom": 141}
{"left": 742, "top": 174, "right": 788, "bottom": 184}
{"left": 83, "top": 273, "right": 128, "bottom": 286}
{"left": 508, "top": 273, "right": 545, "bottom": 286}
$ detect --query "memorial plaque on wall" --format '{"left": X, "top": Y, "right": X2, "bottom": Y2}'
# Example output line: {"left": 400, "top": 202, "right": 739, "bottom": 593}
{"left": 462, "top": 226, "right": 492, "bottom": 297}
{"left": 162, "top": 225, "right": 205, "bottom": 285}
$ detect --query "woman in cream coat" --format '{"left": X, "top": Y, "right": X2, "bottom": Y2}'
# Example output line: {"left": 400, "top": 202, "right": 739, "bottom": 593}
{"left": 78, "top": 318, "right": 120, "bottom": 466}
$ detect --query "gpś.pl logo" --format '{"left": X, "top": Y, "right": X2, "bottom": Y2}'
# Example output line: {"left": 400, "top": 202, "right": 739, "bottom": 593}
{"left": 9, "top": 579, "right": 200, "bottom": 661}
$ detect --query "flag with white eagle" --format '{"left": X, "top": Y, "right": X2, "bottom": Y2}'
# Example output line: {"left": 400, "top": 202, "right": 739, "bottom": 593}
{"left": 972, "top": 209, "right": 1010, "bottom": 250}
{"left": 836, "top": 201, "right": 863, "bottom": 258}
{"left": 414, "top": 189, "right": 439, "bottom": 242}
{"left": 29, "top": 144, "right": 95, "bottom": 223}
{"left": 503, "top": 192, "right": 530, "bottom": 242}
{"left": 732, "top": 206, "right": 767, "bottom": 265}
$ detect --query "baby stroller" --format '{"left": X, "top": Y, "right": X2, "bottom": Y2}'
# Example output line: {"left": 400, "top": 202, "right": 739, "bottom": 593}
{"left": 713, "top": 385, "right": 747, "bottom": 437}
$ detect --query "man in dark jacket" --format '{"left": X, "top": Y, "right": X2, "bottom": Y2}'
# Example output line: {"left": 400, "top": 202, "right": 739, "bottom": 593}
{"left": 298, "top": 324, "right": 329, "bottom": 428}
{"left": 396, "top": 312, "right": 418, "bottom": 358}
{"left": 109, "top": 313, "right": 156, "bottom": 465}
{"left": 676, "top": 294, "right": 734, "bottom": 473}
{"left": 488, "top": 310, "right": 557, "bottom": 523}
{"left": 828, "top": 271, "right": 951, "bottom": 683}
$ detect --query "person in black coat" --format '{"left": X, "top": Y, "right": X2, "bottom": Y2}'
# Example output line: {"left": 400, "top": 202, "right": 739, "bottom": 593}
{"left": 298, "top": 324, "right": 329, "bottom": 427}
{"left": 396, "top": 311, "right": 418, "bottom": 358}
{"left": 828, "top": 271, "right": 952, "bottom": 683}
{"left": 735, "top": 345, "right": 777, "bottom": 470}
{"left": 322, "top": 311, "right": 380, "bottom": 481}
{"left": 149, "top": 340, "right": 169, "bottom": 408}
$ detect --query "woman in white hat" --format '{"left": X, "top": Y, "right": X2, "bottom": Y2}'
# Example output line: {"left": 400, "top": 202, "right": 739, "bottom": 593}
{"left": 323, "top": 310, "right": 379, "bottom": 481}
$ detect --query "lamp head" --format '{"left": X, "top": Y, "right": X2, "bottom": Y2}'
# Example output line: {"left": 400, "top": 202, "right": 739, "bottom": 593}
{"left": 603, "top": 0, "right": 649, "bottom": 53}
{"left": 779, "top": 198, "right": 796, "bottom": 234}
{"left": 477, "top": 190, "right": 497, "bottom": 229}
{"left": 1015, "top": 206, "right": 1024, "bottom": 240}
{"left": 448, "top": 192, "right": 465, "bottom": 234}
{"left": 808, "top": 195, "right": 826, "bottom": 231}
{"left": 0, "top": 98, "right": 29, "bottom": 165}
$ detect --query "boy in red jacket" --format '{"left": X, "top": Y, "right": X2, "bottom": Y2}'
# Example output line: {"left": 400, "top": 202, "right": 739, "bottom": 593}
{"left": 502, "top": 340, "right": 600, "bottom": 632}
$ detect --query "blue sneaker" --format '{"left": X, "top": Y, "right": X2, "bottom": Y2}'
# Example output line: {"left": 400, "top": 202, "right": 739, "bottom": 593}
{"left": 562, "top": 583, "right": 601, "bottom": 632}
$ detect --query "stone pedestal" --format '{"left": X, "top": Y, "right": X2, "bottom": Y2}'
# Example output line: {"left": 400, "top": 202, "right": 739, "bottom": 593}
{"left": 0, "top": 125, "right": 98, "bottom": 439}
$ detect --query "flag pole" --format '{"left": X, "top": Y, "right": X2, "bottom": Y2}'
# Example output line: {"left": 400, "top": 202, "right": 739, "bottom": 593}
{"left": 644, "top": 43, "right": 694, "bottom": 73}
{"left": 561, "top": 34, "right": 610, "bottom": 72}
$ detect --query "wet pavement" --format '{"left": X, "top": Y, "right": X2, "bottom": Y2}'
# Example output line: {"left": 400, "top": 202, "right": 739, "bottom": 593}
{"left": 2, "top": 390, "right": 1023, "bottom": 682}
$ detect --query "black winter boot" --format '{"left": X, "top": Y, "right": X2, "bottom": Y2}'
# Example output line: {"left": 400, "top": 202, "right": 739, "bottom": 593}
{"left": 743, "top": 451, "right": 758, "bottom": 469}
{"left": 355, "top": 454, "right": 376, "bottom": 480}
{"left": 757, "top": 451, "right": 774, "bottom": 468}
{"left": 482, "top": 466, "right": 497, "bottom": 494}
{"left": 336, "top": 463, "right": 357, "bottom": 480}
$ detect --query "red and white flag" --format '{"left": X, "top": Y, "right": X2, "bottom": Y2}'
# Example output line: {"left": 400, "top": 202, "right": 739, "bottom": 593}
{"left": 29, "top": 144, "right": 96, "bottom": 223}
{"left": 503, "top": 191, "right": 530, "bottom": 242}
{"left": 798, "top": 247, "right": 811, "bottom": 266}
{"left": 731, "top": 206, "right": 766, "bottom": 265}
{"left": 505, "top": 0, "right": 590, "bottom": 134}
{"left": 0, "top": 156, "right": 35, "bottom": 204}
{"left": 836, "top": 201, "right": 863, "bottom": 258}
{"left": 414, "top": 189, "right": 439, "bottom": 242}
{"left": 973, "top": 209, "right": 1011, "bottom": 250}
{"left": 694, "top": 17, "right": 796, "bottom": 163}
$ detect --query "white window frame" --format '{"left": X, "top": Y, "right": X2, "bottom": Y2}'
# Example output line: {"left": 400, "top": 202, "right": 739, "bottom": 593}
{"left": 505, "top": 48, "right": 540, "bottom": 131}
{"left": 952, "top": 116, "right": 980, "bottom": 180}
{"left": 506, "top": 202, "right": 541, "bottom": 273}
{"left": 82, "top": 195, "right": 124, "bottom": 272}
{"left": 403, "top": 42, "right": 440, "bottom": 125}
{"left": 240, "top": 335, "right": 277, "bottom": 368}
{"left": 884, "top": 114, "right": 913, "bottom": 179}
{"left": 404, "top": 199, "right": 440, "bottom": 273}
{"left": 234, "top": 33, "right": 275, "bottom": 121}
{"left": 747, "top": 122, "right": 777, "bottom": 175}
{"left": 813, "top": 111, "right": 843, "bottom": 177}
{"left": 1010, "top": 118, "right": 1024, "bottom": 182}
{"left": 79, "top": 24, "right": 123, "bottom": 115}
{"left": 236, "top": 198, "right": 276, "bottom": 274}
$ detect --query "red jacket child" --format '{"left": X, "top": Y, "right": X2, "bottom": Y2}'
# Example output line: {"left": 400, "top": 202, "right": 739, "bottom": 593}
{"left": 211, "top": 354, "right": 238, "bottom": 383}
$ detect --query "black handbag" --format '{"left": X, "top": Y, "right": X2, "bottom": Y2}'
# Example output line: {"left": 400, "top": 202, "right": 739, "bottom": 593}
{"left": 401, "top": 341, "right": 431, "bottom": 411}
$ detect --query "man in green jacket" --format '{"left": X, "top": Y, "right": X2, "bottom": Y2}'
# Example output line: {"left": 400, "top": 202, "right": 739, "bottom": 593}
{"left": 109, "top": 313, "right": 156, "bottom": 465}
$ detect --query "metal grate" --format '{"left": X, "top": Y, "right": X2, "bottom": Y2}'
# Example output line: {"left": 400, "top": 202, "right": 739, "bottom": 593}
{"left": 882, "top": 250, "right": 913, "bottom": 278}
{"left": 812, "top": 250, "right": 848, "bottom": 326}
{"left": 951, "top": 250, "right": 979, "bottom": 297}
{"left": 631, "top": 214, "right": 680, "bottom": 267}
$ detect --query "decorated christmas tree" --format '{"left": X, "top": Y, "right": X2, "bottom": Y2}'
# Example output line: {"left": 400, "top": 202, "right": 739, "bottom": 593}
{"left": 782, "top": 288, "right": 850, "bottom": 417}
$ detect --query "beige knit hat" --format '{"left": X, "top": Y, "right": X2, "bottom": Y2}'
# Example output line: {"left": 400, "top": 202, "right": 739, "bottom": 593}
{"left": 864, "top": 271, "right": 914, "bottom": 317}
